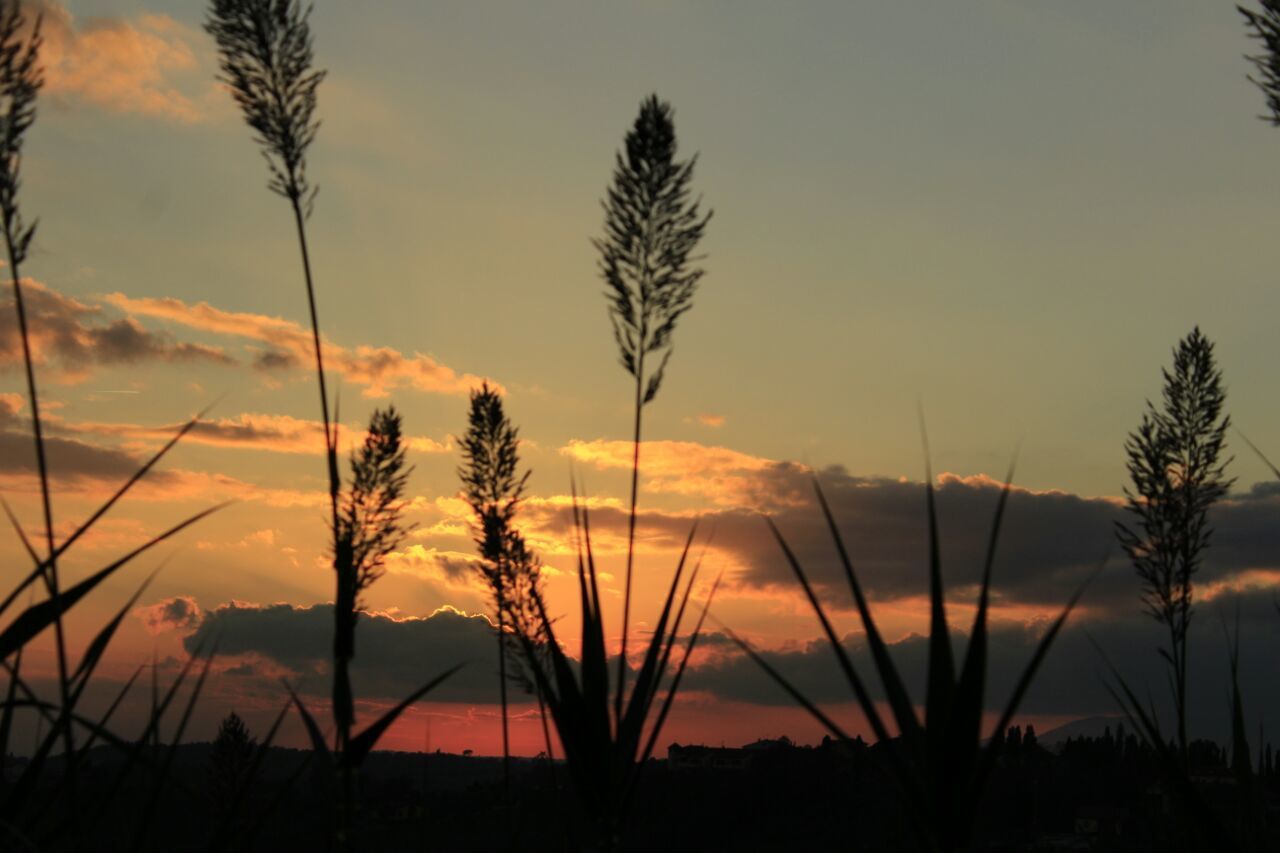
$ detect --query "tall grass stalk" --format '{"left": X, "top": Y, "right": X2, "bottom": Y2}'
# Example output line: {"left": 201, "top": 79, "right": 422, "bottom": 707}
{"left": 1116, "top": 327, "right": 1232, "bottom": 762}
{"left": 0, "top": 10, "right": 221, "bottom": 845}
{"left": 207, "top": 4, "right": 458, "bottom": 847}
{"left": 729, "top": 457, "right": 1091, "bottom": 853}
{"left": 595, "top": 94, "right": 711, "bottom": 721}
{"left": 459, "top": 382, "right": 542, "bottom": 825}
{"left": 200, "top": 0, "right": 346, "bottom": 727}
{"left": 0, "top": 0, "right": 77, "bottom": 791}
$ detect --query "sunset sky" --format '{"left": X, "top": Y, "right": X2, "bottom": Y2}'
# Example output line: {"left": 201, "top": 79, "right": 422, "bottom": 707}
{"left": 4, "top": 0, "right": 1280, "bottom": 755}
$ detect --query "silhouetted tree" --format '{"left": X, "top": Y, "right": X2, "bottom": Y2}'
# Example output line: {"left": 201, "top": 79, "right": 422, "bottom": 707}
{"left": 1117, "top": 327, "right": 1232, "bottom": 761}
{"left": 209, "top": 712, "right": 256, "bottom": 818}
{"left": 1241, "top": 1, "right": 1280, "bottom": 125}
{"left": 1007, "top": 725, "right": 1023, "bottom": 754}
{"left": 595, "top": 94, "right": 711, "bottom": 717}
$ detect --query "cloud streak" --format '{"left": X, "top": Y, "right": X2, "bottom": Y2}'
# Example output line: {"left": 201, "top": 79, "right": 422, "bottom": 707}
{"left": 562, "top": 438, "right": 801, "bottom": 508}
{"left": 33, "top": 0, "right": 210, "bottom": 123}
{"left": 49, "top": 410, "right": 452, "bottom": 456}
{"left": 0, "top": 281, "right": 234, "bottom": 380}
{"left": 0, "top": 400, "right": 324, "bottom": 506}
{"left": 104, "top": 291, "right": 497, "bottom": 398}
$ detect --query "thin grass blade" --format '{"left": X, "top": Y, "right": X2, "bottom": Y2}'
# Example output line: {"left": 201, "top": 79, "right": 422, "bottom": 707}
{"left": 812, "top": 478, "right": 920, "bottom": 740}
{"left": 345, "top": 663, "right": 464, "bottom": 768}
{"left": 765, "top": 516, "right": 892, "bottom": 743}
{"left": 719, "top": 622, "right": 851, "bottom": 742}
{"left": 618, "top": 522, "right": 696, "bottom": 758}
{"left": 0, "top": 503, "right": 228, "bottom": 656}
{"left": 283, "top": 682, "right": 332, "bottom": 761}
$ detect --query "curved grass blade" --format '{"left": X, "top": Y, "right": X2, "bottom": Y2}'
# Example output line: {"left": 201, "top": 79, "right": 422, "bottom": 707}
{"left": 128, "top": 645, "right": 218, "bottom": 853}
{"left": 919, "top": 441, "right": 954, "bottom": 738}
{"left": 812, "top": 478, "right": 920, "bottom": 740}
{"left": 1, "top": 497, "right": 38, "bottom": 564}
{"left": 0, "top": 503, "right": 228, "bottom": 657}
{"left": 624, "top": 573, "right": 723, "bottom": 811}
{"left": 949, "top": 459, "right": 1017, "bottom": 785}
{"left": 718, "top": 621, "right": 851, "bottom": 742}
{"left": 1237, "top": 430, "right": 1280, "bottom": 481}
{"left": 283, "top": 682, "right": 332, "bottom": 762}
{"left": 71, "top": 567, "right": 162, "bottom": 693}
{"left": 765, "top": 515, "right": 892, "bottom": 744}
{"left": 618, "top": 522, "right": 696, "bottom": 760}
{"left": 344, "top": 663, "right": 464, "bottom": 768}
{"left": 0, "top": 409, "right": 214, "bottom": 618}
{"left": 975, "top": 562, "right": 1099, "bottom": 790}
{"left": 639, "top": 572, "right": 721, "bottom": 767}
{"left": 55, "top": 407, "right": 215, "bottom": 559}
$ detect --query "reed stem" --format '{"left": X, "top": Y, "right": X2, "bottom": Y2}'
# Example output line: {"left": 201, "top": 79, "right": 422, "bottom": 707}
{"left": 616, "top": 355, "right": 644, "bottom": 723}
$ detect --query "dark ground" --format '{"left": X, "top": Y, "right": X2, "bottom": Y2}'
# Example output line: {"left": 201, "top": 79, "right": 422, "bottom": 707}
{"left": 7, "top": 726, "right": 1280, "bottom": 851}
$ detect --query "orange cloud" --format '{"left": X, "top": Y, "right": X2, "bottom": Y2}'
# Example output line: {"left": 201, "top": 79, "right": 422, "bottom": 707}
{"left": 385, "top": 545, "right": 486, "bottom": 591}
{"left": 103, "top": 292, "right": 497, "bottom": 398}
{"left": 34, "top": 1, "right": 209, "bottom": 122}
{"left": 49, "top": 411, "right": 452, "bottom": 456}
{"left": 0, "top": 453, "right": 325, "bottom": 508}
{"left": 1, "top": 280, "right": 234, "bottom": 381}
{"left": 134, "top": 595, "right": 202, "bottom": 635}
{"left": 561, "top": 438, "right": 804, "bottom": 508}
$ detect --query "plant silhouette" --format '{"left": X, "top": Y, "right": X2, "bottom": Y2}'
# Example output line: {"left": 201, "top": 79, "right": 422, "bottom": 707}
{"left": 594, "top": 94, "right": 711, "bottom": 720}
{"left": 1241, "top": 0, "right": 1280, "bottom": 124}
{"left": 458, "top": 382, "right": 544, "bottom": 827}
{"left": 207, "top": 3, "right": 458, "bottom": 848}
{"left": 1116, "top": 327, "right": 1232, "bottom": 762}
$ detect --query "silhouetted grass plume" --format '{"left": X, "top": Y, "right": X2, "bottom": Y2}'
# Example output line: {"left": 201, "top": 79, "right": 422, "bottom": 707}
{"left": 594, "top": 94, "right": 711, "bottom": 720}
{"left": 207, "top": 3, "right": 458, "bottom": 847}
{"left": 458, "top": 382, "right": 545, "bottom": 821}
{"left": 1241, "top": 0, "right": 1280, "bottom": 124}
{"left": 1116, "top": 327, "right": 1232, "bottom": 762}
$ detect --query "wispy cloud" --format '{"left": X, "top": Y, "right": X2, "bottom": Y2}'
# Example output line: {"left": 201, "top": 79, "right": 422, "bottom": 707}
{"left": 49, "top": 410, "right": 453, "bottom": 456}
{"left": 33, "top": 0, "right": 211, "bottom": 123}
{"left": 0, "top": 404, "right": 325, "bottom": 507}
{"left": 561, "top": 438, "right": 803, "bottom": 508}
{"left": 104, "top": 291, "right": 497, "bottom": 398}
{"left": 0, "top": 280, "right": 234, "bottom": 381}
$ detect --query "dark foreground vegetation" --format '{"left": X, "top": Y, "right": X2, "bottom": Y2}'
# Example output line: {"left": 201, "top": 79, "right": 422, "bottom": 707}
{"left": 6, "top": 1, "right": 1280, "bottom": 851}
{"left": 7, "top": 724, "right": 1280, "bottom": 852}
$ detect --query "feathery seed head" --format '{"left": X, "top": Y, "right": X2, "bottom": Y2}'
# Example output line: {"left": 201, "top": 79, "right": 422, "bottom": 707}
{"left": 205, "top": 0, "right": 325, "bottom": 212}
{"left": 0, "top": 0, "right": 42, "bottom": 262}
{"left": 595, "top": 94, "right": 711, "bottom": 405}
{"left": 1241, "top": 2, "right": 1280, "bottom": 124}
